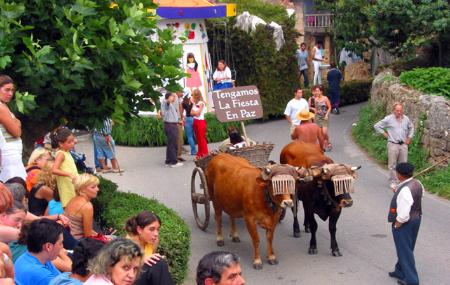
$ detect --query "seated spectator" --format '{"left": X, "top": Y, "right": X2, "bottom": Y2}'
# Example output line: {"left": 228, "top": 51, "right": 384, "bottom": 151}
{"left": 4, "top": 177, "right": 26, "bottom": 204}
{"left": 0, "top": 242, "right": 13, "bottom": 280}
{"left": 0, "top": 200, "right": 26, "bottom": 230}
{"left": 196, "top": 251, "right": 245, "bottom": 285}
{"left": 14, "top": 219, "right": 64, "bottom": 285}
{"left": 49, "top": 238, "right": 104, "bottom": 285}
{"left": 28, "top": 164, "right": 57, "bottom": 216}
{"left": 0, "top": 248, "right": 14, "bottom": 284}
{"left": 9, "top": 221, "right": 72, "bottom": 272}
{"left": 125, "top": 211, "right": 174, "bottom": 285}
{"left": 218, "top": 126, "right": 255, "bottom": 152}
{"left": 0, "top": 185, "right": 16, "bottom": 243}
{"left": 26, "top": 148, "right": 53, "bottom": 192}
{"left": 64, "top": 174, "right": 99, "bottom": 240}
{"left": 84, "top": 238, "right": 143, "bottom": 285}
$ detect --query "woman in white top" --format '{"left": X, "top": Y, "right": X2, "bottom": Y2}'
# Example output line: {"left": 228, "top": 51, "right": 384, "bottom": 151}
{"left": 312, "top": 42, "right": 324, "bottom": 85}
{"left": 0, "top": 75, "right": 26, "bottom": 182}
{"left": 190, "top": 89, "right": 209, "bottom": 159}
{"left": 212, "top": 60, "right": 233, "bottom": 90}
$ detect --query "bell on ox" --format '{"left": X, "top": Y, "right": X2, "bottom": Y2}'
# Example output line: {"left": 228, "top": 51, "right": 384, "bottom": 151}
{"left": 331, "top": 174, "right": 355, "bottom": 196}
{"left": 271, "top": 175, "right": 296, "bottom": 195}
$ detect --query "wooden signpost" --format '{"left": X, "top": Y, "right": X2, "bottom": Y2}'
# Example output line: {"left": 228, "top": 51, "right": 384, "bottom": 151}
{"left": 211, "top": 85, "right": 263, "bottom": 142}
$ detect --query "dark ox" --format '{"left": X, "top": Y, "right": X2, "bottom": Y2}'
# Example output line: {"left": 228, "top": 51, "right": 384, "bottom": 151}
{"left": 205, "top": 153, "right": 297, "bottom": 269}
{"left": 280, "top": 142, "right": 359, "bottom": 256}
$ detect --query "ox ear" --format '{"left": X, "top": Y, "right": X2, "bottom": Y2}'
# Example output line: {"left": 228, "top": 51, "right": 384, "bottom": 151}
{"left": 256, "top": 177, "right": 268, "bottom": 188}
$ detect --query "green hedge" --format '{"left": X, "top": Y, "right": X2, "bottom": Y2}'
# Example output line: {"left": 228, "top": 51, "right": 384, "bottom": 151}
{"left": 302, "top": 80, "right": 373, "bottom": 106}
{"left": 111, "top": 113, "right": 240, "bottom": 146}
{"left": 352, "top": 104, "right": 449, "bottom": 198}
{"left": 93, "top": 178, "right": 190, "bottom": 284}
{"left": 399, "top": 67, "right": 450, "bottom": 99}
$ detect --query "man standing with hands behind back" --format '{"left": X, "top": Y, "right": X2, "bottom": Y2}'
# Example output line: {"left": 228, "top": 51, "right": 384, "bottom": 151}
{"left": 387, "top": 162, "right": 423, "bottom": 285}
{"left": 374, "top": 102, "right": 414, "bottom": 187}
{"left": 160, "top": 92, "right": 183, "bottom": 168}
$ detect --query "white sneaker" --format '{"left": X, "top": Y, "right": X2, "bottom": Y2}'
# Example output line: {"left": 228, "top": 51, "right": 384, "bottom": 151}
{"left": 171, "top": 162, "right": 184, "bottom": 168}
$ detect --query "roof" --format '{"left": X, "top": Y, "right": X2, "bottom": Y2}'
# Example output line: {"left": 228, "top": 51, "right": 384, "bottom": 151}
{"left": 154, "top": 0, "right": 236, "bottom": 19}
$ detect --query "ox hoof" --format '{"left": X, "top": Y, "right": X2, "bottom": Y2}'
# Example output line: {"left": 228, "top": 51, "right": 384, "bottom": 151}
{"left": 332, "top": 250, "right": 342, "bottom": 257}
{"left": 267, "top": 258, "right": 278, "bottom": 265}
{"left": 253, "top": 263, "right": 263, "bottom": 270}
{"left": 304, "top": 226, "right": 310, "bottom": 233}
{"left": 293, "top": 231, "right": 301, "bottom": 238}
{"left": 308, "top": 248, "right": 318, "bottom": 255}
{"left": 231, "top": 237, "right": 241, "bottom": 243}
{"left": 216, "top": 240, "right": 225, "bottom": 247}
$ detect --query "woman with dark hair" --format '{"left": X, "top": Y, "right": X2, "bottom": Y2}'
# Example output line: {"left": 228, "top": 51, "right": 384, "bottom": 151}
{"left": 181, "top": 95, "right": 197, "bottom": 156}
{"left": 0, "top": 75, "right": 26, "bottom": 182}
{"left": 125, "top": 211, "right": 174, "bottom": 285}
{"left": 311, "top": 85, "right": 332, "bottom": 151}
{"left": 213, "top": 60, "right": 233, "bottom": 90}
{"left": 49, "top": 238, "right": 105, "bottom": 285}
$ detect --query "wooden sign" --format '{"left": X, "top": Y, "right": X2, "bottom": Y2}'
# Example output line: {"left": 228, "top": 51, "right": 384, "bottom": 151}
{"left": 212, "top": 85, "right": 263, "bottom": 122}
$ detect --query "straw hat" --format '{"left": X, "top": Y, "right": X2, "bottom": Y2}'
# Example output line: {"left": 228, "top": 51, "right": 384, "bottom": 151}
{"left": 296, "top": 108, "right": 315, "bottom": 122}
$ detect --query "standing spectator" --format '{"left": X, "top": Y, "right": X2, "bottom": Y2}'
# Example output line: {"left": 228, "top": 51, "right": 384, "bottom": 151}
{"left": 181, "top": 94, "right": 197, "bottom": 156}
{"left": 327, "top": 62, "right": 343, "bottom": 114}
{"left": 387, "top": 163, "right": 423, "bottom": 285}
{"left": 64, "top": 174, "right": 99, "bottom": 240}
{"left": 213, "top": 60, "right": 233, "bottom": 90}
{"left": 85, "top": 238, "right": 143, "bottom": 285}
{"left": 160, "top": 92, "right": 183, "bottom": 168}
{"left": 0, "top": 75, "right": 26, "bottom": 182}
{"left": 175, "top": 91, "right": 186, "bottom": 162}
{"left": 312, "top": 42, "right": 324, "bottom": 85}
{"left": 284, "top": 89, "right": 309, "bottom": 135}
{"left": 374, "top": 102, "right": 414, "bottom": 186}
{"left": 51, "top": 127, "right": 78, "bottom": 208}
{"left": 49, "top": 238, "right": 105, "bottom": 285}
{"left": 312, "top": 85, "right": 332, "bottom": 151}
{"left": 196, "top": 251, "right": 245, "bottom": 285}
{"left": 14, "top": 219, "right": 64, "bottom": 285}
{"left": 125, "top": 211, "right": 175, "bottom": 285}
{"left": 296, "top": 43, "right": 309, "bottom": 88}
{"left": 191, "top": 90, "right": 209, "bottom": 159}
{"left": 93, "top": 118, "right": 122, "bottom": 173}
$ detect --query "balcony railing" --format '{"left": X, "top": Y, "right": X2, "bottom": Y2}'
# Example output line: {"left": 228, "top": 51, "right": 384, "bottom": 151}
{"left": 304, "top": 13, "right": 332, "bottom": 30}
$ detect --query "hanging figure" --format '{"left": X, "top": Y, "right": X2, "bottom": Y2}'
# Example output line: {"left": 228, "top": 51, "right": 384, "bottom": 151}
{"left": 213, "top": 60, "right": 233, "bottom": 90}
{"left": 186, "top": 53, "right": 202, "bottom": 91}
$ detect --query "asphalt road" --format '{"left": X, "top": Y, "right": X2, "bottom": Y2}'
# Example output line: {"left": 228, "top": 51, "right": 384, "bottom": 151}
{"left": 77, "top": 102, "right": 450, "bottom": 285}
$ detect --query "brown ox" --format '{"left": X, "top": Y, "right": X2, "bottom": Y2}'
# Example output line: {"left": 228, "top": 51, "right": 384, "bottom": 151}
{"left": 206, "top": 153, "right": 297, "bottom": 269}
{"left": 280, "top": 141, "right": 358, "bottom": 257}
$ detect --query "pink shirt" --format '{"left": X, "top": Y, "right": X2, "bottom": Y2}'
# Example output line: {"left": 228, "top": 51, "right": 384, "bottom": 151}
{"left": 84, "top": 275, "right": 114, "bottom": 285}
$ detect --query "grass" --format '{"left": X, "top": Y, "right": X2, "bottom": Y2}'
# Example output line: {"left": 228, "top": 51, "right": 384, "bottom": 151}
{"left": 352, "top": 104, "right": 450, "bottom": 198}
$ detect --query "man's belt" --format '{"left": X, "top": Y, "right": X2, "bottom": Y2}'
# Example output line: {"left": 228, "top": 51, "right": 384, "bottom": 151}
{"left": 388, "top": 141, "right": 404, "bottom": 145}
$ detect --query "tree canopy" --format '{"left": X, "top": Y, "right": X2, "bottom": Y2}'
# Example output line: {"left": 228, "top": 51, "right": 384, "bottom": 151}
{"left": 315, "top": 0, "right": 450, "bottom": 65}
{"left": 0, "top": 0, "right": 184, "bottom": 142}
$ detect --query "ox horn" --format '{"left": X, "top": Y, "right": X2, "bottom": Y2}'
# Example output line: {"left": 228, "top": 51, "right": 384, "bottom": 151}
{"left": 264, "top": 167, "right": 271, "bottom": 175}
{"left": 351, "top": 166, "right": 362, "bottom": 171}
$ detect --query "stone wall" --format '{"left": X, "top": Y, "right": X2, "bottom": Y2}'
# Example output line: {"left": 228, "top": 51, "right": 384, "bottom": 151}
{"left": 370, "top": 70, "right": 450, "bottom": 163}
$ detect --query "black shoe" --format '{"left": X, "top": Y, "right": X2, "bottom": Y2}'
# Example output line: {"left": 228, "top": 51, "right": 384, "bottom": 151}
{"left": 335, "top": 108, "right": 340, "bottom": 114}
{"left": 178, "top": 157, "right": 186, "bottom": 162}
{"left": 389, "top": 272, "right": 403, "bottom": 279}
{"left": 397, "top": 279, "right": 417, "bottom": 285}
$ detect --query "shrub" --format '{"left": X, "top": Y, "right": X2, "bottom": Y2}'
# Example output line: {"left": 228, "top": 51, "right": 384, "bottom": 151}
{"left": 111, "top": 113, "right": 241, "bottom": 146}
{"left": 352, "top": 104, "right": 449, "bottom": 198}
{"left": 302, "top": 80, "right": 373, "bottom": 106}
{"left": 399, "top": 67, "right": 450, "bottom": 99}
{"left": 94, "top": 177, "right": 190, "bottom": 284}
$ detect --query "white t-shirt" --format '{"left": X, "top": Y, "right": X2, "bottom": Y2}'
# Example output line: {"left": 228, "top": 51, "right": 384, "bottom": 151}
{"left": 213, "top": 67, "right": 232, "bottom": 84}
{"left": 284, "top": 98, "right": 309, "bottom": 126}
{"left": 192, "top": 101, "right": 207, "bottom": 120}
{"left": 313, "top": 46, "right": 323, "bottom": 61}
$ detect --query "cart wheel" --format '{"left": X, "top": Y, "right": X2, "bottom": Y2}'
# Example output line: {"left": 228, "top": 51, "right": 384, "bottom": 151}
{"left": 191, "top": 167, "right": 210, "bottom": 231}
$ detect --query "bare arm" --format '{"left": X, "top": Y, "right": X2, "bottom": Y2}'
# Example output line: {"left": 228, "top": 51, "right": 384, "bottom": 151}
{"left": 190, "top": 102, "right": 204, "bottom": 117}
{"left": 0, "top": 105, "right": 21, "bottom": 138}
{"left": 325, "top": 98, "right": 331, "bottom": 118}
{"left": 81, "top": 203, "right": 97, "bottom": 237}
{"left": 35, "top": 185, "right": 54, "bottom": 201}
{"left": 0, "top": 226, "right": 19, "bottom": 243}
{"left": 285, "top": 115, "right": 292, "bottom": 125}
{"left": 51, "top": 249, "right": 72, "bottom": 272}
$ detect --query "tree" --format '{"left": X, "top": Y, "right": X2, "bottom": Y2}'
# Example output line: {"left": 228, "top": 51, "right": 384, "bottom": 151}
{"left": 0, "top": 0, "right": 185, "bottom": 147}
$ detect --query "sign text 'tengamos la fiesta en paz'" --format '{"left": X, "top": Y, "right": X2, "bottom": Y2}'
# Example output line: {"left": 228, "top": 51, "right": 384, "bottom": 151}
{"left": 212, "top": 85, "right": 263, "bottom": 123}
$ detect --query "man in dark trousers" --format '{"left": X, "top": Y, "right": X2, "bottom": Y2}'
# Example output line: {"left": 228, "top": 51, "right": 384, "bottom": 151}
{"left": 160, "top": 92, "right": 183, "bottom": 168}
{"left": 388, "top": 162, "right": 423, "bottom": 285}
{"left": 327, "top": 62, "right": 343, "bottom": 114}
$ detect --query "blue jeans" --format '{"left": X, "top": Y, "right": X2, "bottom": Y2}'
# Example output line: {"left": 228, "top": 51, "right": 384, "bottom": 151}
{"left": 392, "top": 217, "right": 421, "bottom": 285}
{"left": 184, "top": 117, "right": 197, "bottom": 155}
{"left": 300, "top": 69, "right": 309, "bottom": 87}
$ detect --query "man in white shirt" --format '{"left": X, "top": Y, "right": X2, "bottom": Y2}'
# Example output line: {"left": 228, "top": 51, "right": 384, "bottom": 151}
{"left": 312, "top": 42, "right": 324, "bottom": 85}
{"left": 284, "top": 89, "right": 309, "bottom": 135}
{"left": 387, "top": 163, "right": 423, "bottom": 285}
